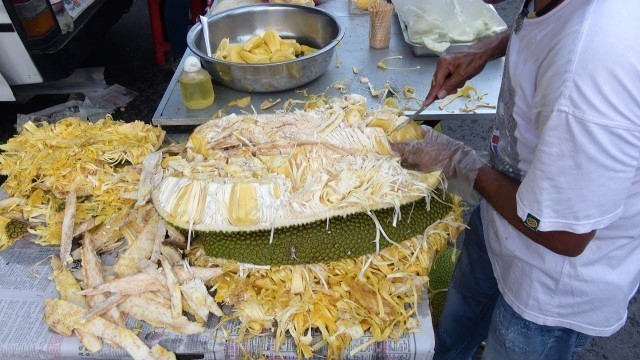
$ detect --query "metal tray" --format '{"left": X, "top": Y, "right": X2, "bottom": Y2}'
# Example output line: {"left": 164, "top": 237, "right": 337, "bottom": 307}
{"left": 397, "top": 14, "right": 473, "bottom": 57}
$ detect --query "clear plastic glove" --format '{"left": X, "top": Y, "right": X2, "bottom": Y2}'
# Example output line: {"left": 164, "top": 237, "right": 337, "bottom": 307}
{"left": 391, "top": 126, "right": 486, "bottom": 202}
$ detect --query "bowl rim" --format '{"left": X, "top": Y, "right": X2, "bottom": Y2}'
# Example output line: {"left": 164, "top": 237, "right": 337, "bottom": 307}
{"left": 186, "top": 3, "right": 345, "bottom": 67}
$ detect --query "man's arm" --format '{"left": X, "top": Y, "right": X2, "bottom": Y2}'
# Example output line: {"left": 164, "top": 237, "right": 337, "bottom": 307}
{"left": 474, "top": 166, "right": 595, "bottom": 257}
{"left": 392, "top": 132, "right": 595, "bottom": 258}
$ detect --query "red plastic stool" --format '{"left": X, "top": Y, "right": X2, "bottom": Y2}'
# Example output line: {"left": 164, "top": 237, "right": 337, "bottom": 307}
{"left": 147, "top": 0, "right": 208, "bottom": 65}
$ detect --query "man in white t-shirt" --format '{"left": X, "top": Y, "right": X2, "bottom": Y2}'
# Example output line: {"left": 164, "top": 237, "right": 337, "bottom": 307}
{"left": 393, "top": 0, "right": 640, "bottom": 358}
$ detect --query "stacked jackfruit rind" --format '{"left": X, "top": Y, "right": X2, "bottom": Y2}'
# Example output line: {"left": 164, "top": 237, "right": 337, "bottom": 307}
{"left": 0, "top": 117, "right": 164, "bottom": 250}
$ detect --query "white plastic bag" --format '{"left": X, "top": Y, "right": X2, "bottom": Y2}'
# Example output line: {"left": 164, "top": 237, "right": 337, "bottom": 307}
{"left": 392, "top": 0, "right": 506, "bottom": 53}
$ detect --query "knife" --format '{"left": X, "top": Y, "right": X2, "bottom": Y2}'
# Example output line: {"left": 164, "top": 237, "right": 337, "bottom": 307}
{"left": 396, "top": 103, "right": 427, "bottom": 131}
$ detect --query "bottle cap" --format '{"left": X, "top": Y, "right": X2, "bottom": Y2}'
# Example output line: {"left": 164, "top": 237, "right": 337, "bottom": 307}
{"left": 183, "top": 56, "right": 202, "bottom": 72}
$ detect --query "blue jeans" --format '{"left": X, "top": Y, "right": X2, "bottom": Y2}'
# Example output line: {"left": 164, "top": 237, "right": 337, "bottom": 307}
{"left": 434, "top": 207, "right": 592, "bottom": 360}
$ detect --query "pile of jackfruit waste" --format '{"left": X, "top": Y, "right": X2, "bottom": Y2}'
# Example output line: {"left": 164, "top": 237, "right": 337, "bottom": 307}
{"left": 0, "top": 95, "right": 465, "bottom": 360}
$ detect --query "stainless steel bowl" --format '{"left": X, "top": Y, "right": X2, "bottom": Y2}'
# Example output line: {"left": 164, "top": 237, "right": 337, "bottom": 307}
{"left": 187, "top": 4, "right": 344, "bottom": 93}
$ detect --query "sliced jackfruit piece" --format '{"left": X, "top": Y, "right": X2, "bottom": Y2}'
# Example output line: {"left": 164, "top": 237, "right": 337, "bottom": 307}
{"left": 388, "top": 121, "right": 424, "bottom": 142}
{"left": 227, "top": 183, "right": 260, "bottom": 227}
{"left": 263, "top": 29, "right": 282, "bottom": 52}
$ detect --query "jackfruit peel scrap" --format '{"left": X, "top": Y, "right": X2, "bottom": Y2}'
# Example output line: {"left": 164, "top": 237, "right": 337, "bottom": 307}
{"left": 259, "top": 98, "right": 281, "bottom": 110}
{"left": 227, "top": 96, "right": 251, "bottom": 108}
{"left": 438, "top": 83, "right": 496, "bottom": 112}
{"left": 0, "top": 117, "right": 164, "bottom": 248}
{"left": 0, "top": 215, "right": 30, "bottom": 250}
{"left": 187, "top": 198, "right": 464, "bottom": 358}
{"left": 377, "top": 56, "right": 420, "bottom": 71}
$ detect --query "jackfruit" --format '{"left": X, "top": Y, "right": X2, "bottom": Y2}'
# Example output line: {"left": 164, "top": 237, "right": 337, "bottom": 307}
{"left": 242, "top": 35, "right": 263, "bottom": 51}
{"left": 215, "top": 31, "right": 317, "bottom": 64}
{"left": 227, "top": 183, "right": 260, "bottom": 227}
{"left": 0, "top": 216, "right": 30, "bottom": 250}
{"left": 263, "top": 30, "right": 282, "bottom": 52}
{"left": 239, "top": 51, "right": 270, "bottom": 64}
{"left": 428, "top": 245, "right": 460, "bottom": 325}
{"left": 189, "top": 191, "right": 454, "bottom": 265}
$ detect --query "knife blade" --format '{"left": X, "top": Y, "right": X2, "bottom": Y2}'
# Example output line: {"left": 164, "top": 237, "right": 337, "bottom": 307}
{"left": 396, "top": 103, "right": 428, "bottom": 131}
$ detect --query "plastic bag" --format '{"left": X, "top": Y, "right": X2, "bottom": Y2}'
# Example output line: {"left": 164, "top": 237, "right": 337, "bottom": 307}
{"left": 392, "top": 0, "right": 506, "bottom": 54}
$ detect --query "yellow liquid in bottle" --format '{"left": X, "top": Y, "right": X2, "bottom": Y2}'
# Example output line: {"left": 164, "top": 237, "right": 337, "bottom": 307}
{"left": 179, "top": 70, "right": 215, "bottom": 110}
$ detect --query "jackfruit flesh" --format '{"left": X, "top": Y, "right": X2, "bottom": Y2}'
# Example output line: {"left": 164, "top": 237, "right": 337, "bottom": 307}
{"left": 227, "top": 183, "right": 260, "bottom": 227}
{"left": 215, "top": 30, "right": 317, "bottom": 64}
{"left": 152, "top": 96, "right": 448, "bottom": 267}
{"left": 388, "top": 121, "right": 424, "bottom": 142}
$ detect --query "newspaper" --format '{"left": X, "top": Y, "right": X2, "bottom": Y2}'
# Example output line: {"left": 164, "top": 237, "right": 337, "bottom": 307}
{"left": 63, "top": 0, "right": 96, "bottom": 19}
{"left": 0, "top": 239, "right": 435, "bottom": 360}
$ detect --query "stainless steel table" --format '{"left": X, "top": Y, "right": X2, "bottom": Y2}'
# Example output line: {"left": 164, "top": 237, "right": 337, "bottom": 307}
{"left": 152, "top": 0, "right": 504, "bottom": 126}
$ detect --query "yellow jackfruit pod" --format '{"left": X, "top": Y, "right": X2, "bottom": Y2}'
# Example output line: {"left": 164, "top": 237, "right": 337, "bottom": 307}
{"left": 250, "top": 47, "right": 271, "bottom": 56}
{"left": 300, "top": 45, "right": 317, "bottom": 56}
{"left": 279, "top": 43, "right": 296, "bottom": 56}
{"left": 271, "top": 182, "right": 282, "bottom": 199}
{"left": 374, "top": 135, "right": 392, "bottom": 155}
{"left": 258, "top": 155, "right": 292, "bottom": 178}
{"left": 161, "top": 156, "right": 183, "bottom": 168}
{"left": 242, "top": 35, "right": 263, "bottom": 51}
{"left": 255, "top": 43, "right": 270, "bottom": 53}
{"left": 368, "top": 118, "right": 392, "bottom": 133}
{"left": 280, "top": 47, "right": 295, "bottom": 56}
{"left": 215, "top": 38, "right": 230, "bottom": 54}
{"left": 270, "top": 52, "right": 295, "bottom": 63}
{"left": 281, "top": 39, "right": 302, "bottom": 55}
{"left": 364, "top": 127, "right": 392, "bottom": 154}
{"left": 239, "top": 51, "right": 269, "bottom": 64}
{"left": 228, "top": 44, "right": 243, "bottom": 55}
{"left": 384, "top": 98, "right": 399, "bottom": 108}
{"left": 263, "top": 30, "right": 282, "bottom": 52}
{"left": 228, "top": 52, "right": 245, "bottom": 63}
{"left": 354, "top": 103, "right": 367, "bottom": 115}
{"left": 188, "top": 134, "right": 212, "bottom": 157}
{"left": 227, "top": 183, "right": 259, "bottom": 227}
{"left": 344, "top": 108, "right": 362, "bottom": 126}
{"left": 388, "top": 121, "right": 424, "bottom": 143}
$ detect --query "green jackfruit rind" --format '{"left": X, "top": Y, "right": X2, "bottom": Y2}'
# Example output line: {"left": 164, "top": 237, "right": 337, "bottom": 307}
{"left": 189, "top": 191, "right": 454, "bottom": 265}
{"left": 6, "top": 219, "right": 29, "bottom": 239}
{"left": 428, "top": 245, "right": 459, "bottom": 291}
{"left": 428, "top": 245, "right": 460, "bottom": 325}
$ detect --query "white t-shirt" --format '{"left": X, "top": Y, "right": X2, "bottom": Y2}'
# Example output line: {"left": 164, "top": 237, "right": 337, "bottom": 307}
{"left": 484, "top": 0, "right": 640, "bottom": 336}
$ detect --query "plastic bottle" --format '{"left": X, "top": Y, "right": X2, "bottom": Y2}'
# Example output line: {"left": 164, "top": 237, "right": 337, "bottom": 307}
{"left": 13, "top": 0, "right": 59, "bottom": 43}
{"left": 49, "top": 0, "right": 74, "bottom": 34}
{"left": 179, "top": 56, "right": 215, "bottom": 110}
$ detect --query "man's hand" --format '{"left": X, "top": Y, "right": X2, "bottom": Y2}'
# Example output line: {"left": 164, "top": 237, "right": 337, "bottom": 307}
{"left": 424, "top": 51, "right": 491, "bottom": 106}
{"left": 423, "top": 29, "right": 512, "bottom": 107}
{"left": 391, "top": 126, "right": 485, "bottom": 201}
